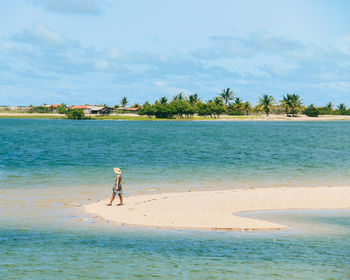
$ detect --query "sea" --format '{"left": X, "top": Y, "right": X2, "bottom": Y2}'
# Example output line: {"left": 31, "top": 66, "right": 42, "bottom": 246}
{"left": 1, "top": 119, "right": 350, "bottom": 279}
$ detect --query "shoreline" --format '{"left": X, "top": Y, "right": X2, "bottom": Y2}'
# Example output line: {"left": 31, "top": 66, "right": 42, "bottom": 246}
{"left": 84, "top": 186, "right": 350, "bottom": 231}
{"left": 1, "top": 113, "right": 350, "bottom": 121}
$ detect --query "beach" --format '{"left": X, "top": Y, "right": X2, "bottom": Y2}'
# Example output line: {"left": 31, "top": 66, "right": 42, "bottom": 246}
{"left": 84, "top": 186, "right": 350, "bottom": 231}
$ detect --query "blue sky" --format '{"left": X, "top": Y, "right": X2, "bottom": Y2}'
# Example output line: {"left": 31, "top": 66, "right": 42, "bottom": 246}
{"left": 1, "top": 0, "right": 350, "bottom": 106}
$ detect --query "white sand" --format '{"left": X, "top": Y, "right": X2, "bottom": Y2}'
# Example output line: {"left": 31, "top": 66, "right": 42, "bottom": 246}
{"left": 84, "top": 186, "right": 350, "bottom": 231}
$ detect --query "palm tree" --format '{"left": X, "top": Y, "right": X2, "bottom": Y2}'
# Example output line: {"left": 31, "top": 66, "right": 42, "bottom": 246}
{"left": 258, "top": 94, "right": 275, "bottom": 116}
{"left": 120, "top": 97, "right": 128, "bottom": 108}
{"left": 213, "top": 97, "right": 223, "bottom": 105}
{"left": 189, "top": 93, "right": 199, "bottom": 104}
{"left": 326, "top": 102, "right": 333, "bottom": 109}
{"left": 173, "top": 92, "right": 185, "bottom": 101}
{"left": 338, "top": 103, "right": 346, "bottom": 111}
{"left": 281, "top": 94, "right": 302, "bottom": 117}
{"left": 234, "top": 97, "right": 243, "bottom": 106}
{"left": 159, "top": 97, "right": 168, "bottom": 105}
{"left": 220, "top": 88, "right": 234, "bottom": 106}
{"left": 242, "top": 101, "right": 251, "bottom": 115}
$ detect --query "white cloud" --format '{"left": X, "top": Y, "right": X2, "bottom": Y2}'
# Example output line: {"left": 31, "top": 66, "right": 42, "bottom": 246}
{"left": 314, "top": 81, "right": 350, "bottom": 92}
{"left": 28, "top": 0, "right": 102, "bottom": 15}
{"left": 336, "top": 34, "right": 350, "bottom": 55}
{"left": 2, "top": 25, "right": 350, "bottom": 105}
{"left": 195, "top": 31, "right": 305, "bottom": 60}
{"left": 105, "top": 48, "right": 122, "bottom": 59}
{"left": 153, "top": 81, "right": 167, "bottom": 87}
{"left": 12, "top": 24, "right": 78, "bottom": 49}
{"left": 236, "top": 80, "right": 248, "bottom": 85}
{"left": 94, "top": 59, "right": 109, "bottom": 70}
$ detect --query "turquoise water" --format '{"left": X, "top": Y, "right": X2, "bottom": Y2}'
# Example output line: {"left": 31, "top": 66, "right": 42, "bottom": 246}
{"left": 1, "top": 217, "right": 350, "bottom": 279}
{"left": 2, "top": 119, "right": 350, "bottom": 189}
{"left": 1, "top": 119, "right": 350, "bottom": 279}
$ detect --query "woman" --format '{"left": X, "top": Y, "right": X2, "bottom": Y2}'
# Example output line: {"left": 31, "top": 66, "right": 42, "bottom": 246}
{"left": 107, "top": 167, "right": 124, "bottom": 206}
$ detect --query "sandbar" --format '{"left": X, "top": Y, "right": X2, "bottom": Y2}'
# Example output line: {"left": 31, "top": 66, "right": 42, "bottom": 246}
{"left": 84, "top": 186, "right": 350, "bottom": 231}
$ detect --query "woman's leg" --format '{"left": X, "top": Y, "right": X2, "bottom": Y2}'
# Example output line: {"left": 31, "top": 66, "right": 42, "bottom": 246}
{"left": 118, "top": 194, "right": 123, "bottom": 205}
{"left": 107, "top": 193, "right": 115, "bottom": 206}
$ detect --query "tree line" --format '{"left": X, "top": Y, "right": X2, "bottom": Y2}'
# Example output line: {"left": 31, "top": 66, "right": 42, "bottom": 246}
{"left": 27, "top": 88, "right": 350, "bottom": 119}
{"left": 138, "top": 89, "right": 350, "bottom": 118}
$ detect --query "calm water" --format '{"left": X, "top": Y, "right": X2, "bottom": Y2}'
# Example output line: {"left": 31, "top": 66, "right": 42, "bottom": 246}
{"left": 2, "top": 119, "right": 350, "bottom": 190}
{"left": 1, "top": 222, "right": 350, "bottom": 280}
{"left": 1, "top": 119, "right": 350, "bottom": 279}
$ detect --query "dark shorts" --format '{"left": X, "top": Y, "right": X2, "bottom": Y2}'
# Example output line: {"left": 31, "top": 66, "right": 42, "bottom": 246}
{"left": 112, "top": 185, "right": 123, "bottom": 196}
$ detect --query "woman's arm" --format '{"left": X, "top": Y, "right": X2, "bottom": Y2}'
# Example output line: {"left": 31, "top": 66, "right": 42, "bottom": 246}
{"left": 116, "top": 176, "right": 120, "bottom": 187}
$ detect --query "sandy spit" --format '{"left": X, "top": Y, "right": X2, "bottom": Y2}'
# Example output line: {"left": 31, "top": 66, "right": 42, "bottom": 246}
{"left": 84, "top": 186, "right": 350, "bottom": 231}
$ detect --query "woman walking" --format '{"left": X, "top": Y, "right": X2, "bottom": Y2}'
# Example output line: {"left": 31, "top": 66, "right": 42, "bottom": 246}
{"left": 107, "top": 167, "right": 124, "bottom": 206}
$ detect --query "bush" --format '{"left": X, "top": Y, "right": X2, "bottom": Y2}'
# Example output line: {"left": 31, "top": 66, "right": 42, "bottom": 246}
{"left": 227, "top": 110, "right": 244, "bottom": 116}
{"left": 155, "top": 104, "right": 174, "bottom": 118}
{"left": 318, "top": 107, "right": 336, "bottom": 115}
{"left": 338, "top": 109, "right": 350, "bottom": 115}
{"left": 209, "top": 103, "right": 225, "bottom": 117}
{"left": 197, "top": 103, "right": 211, "bottom": 116}
{"left": 170, "top": 100, "right": 195, "bottom": 118}
{"left": 65, "top": 109, "right": 85, "bottom": 119}
{"left": 139, "top": 103, "right": 157, "bottom": 118}
{"left": 27, "top": 106, "right": 51, "bottom": 113}
{"left": 197, "top": 102, "right": 225, "bottom": 117}
{"left": 303, "top": 104, "right": 319, "bottom": 117}
{"left": 57, "top": 106, "right": 67, "bottom": 114}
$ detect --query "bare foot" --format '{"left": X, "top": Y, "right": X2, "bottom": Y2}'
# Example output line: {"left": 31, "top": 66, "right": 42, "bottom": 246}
{"left": 106, "top": 203, "right": 112, "bottom": 206}
{"left": 117, "top": 203, "right": 124, "bottom": 206}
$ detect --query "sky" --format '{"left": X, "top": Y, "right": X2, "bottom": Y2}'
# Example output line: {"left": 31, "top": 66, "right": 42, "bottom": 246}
{"left": 1, "top": 0, "right": 350, "bottom": 106}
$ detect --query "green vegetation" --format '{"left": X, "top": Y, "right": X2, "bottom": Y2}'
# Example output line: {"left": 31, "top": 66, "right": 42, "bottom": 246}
{"left": 258, "top": 95, "right": 275, "bottom": 116}
{"left": 220, "top": 88, "right": 234, "bottom": 105}
{"left": 65, "top": 109, "right": 87, "bottom": 120}
{"left": 3, "top": 89, "right": 350, "bottom": 120}
{"left": 57, "top": 104, "right": 67, "bottom": 114}
{"left": 303, "top": 104, "right": 319, "bottom": 117}
{"left": 120, "top": 97, "right": 128, "bottom": 107}
{"left": 28, "top": 105, "right": 52, "bottom": 113}
{"left": 137, "top": 92, "right": 300, "bottom": 119}
{"left": 281, "top": 94, "right": 303, "bottom": 117}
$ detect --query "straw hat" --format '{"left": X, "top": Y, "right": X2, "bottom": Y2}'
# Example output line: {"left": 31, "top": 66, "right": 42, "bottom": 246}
{"left": 113, "top": 167, "right": 122, "bottom": 174}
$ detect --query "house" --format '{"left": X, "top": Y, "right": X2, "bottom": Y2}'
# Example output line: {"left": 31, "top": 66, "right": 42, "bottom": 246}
{"left": 89, "top": 106, "right": 111, "bottom": 115}
{"left": 69, "top": 105, "right": 91, "bottom": 114}
{"left": 68, "top": 105, "right": 110, "bottom": 115}
{"left": 42, "top": 104, "right": 63, "bottom": 112}
{"left": 49, "top": 104, "right": 61, "bottom": 109}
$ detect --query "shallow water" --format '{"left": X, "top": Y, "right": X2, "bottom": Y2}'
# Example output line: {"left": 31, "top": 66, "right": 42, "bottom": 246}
{"left": 1, "top": 214, "right": 350, "bottom": 280}
{"left": 1, "top": 119, "right": 350, "bottom": 279}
